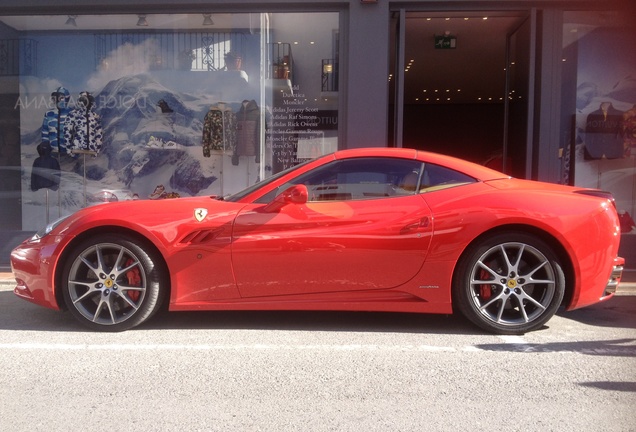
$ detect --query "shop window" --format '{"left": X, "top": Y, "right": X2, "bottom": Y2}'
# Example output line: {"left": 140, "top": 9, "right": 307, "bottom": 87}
{"left": 0, "top": 12, "right": 340, "bottom": 233}
{"left": 560, "top": 11, "right": 636, "bottom": 237}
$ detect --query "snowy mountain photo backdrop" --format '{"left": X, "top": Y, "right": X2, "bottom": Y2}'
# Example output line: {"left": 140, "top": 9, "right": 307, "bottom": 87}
{"left": 20, "top": 72, "right": 261, "bottom": 230}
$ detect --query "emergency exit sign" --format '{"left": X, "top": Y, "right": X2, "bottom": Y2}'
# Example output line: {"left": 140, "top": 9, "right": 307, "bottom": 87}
{"left": 435, "top": 35, "right": 457, "bottom": 49}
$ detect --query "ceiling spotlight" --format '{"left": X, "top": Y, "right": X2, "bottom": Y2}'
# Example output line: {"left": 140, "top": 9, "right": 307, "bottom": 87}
{"left": 65, "top": 15, "right": 78, "bottom": 27}
{"left": 137, "top": 15, "right": 148, "bottom": 27}
{"left": 202, "top": 14, "right": 214, "bottom": 26}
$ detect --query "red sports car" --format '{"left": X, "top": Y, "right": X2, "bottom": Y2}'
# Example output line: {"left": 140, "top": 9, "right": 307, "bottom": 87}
{"left": 10, "top": 148, "right": 624, "bottom": 334}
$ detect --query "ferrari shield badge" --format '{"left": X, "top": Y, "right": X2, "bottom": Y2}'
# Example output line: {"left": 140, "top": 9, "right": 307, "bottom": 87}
{"left": 194, "top": 208, "right": 208, "bottom": 222}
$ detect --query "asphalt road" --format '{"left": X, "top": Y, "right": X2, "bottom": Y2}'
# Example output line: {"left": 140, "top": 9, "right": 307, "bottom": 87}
{"left": 0, "top": 284, "right": 635, "bottom": 432}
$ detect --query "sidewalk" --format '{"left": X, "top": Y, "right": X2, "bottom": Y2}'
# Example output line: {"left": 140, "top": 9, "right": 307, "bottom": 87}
{"left": 1, "top": 272, "right": 635, "bottom": 295}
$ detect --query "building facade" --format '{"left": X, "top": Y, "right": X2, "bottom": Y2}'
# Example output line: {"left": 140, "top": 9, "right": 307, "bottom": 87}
{"left": 0, "top": 0, "right": 634, "bottom": 269}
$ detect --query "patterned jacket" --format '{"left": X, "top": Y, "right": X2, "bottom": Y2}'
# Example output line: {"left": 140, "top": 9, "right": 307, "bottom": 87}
{"left": 202, "top": 106, "right": 236, "bottom": 156}
{"left": 41, "top": 108, "right": 71, "bottom": 154}
{"left": 64, "top": 107, "right": 103, "bottom": 154}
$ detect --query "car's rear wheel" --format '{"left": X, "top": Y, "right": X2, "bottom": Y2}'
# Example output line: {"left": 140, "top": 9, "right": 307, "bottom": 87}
{"left": 453, "top": 233, "right": 565, "bottom": 335}
{"left": 61, "top": 234, "right": 166, "bottom": 331}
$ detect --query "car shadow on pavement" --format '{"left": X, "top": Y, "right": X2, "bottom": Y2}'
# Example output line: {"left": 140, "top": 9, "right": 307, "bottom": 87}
{"left": 0, "top": 290, "right": 85, "bottom": 332}
{"left": 579, "top": 381, "right": 636, "bottom": 392}
{"left": 0, "top": 289, "right": 482, "bottom": 334}
{"left": 140, "top": 309, "right": 482, "bottom": 335}
{"left": 474, "top": 337, "right": 636, "bottom": 357}
{"left": 3, "top": 290, "right": 633, "bottom": 335}
{"left": 473, "top": 297, "right": 636, "bottom": 357}
{"left": 556, "top": 295, "right": 636, "bottom": 330}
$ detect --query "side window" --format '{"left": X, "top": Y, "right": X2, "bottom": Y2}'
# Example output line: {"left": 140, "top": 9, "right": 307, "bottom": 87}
{"left": 421, "top": 163, "right": 475, "bottom": 192}
{"left": 258, "top": 157, "right": 424, "bottom": 202}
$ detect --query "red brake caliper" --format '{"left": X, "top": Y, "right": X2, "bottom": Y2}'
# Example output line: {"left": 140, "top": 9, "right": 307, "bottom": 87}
{"left": 125, "top": 258, "right": 141, "bottom": 301}
{"left": 479, "top": 269, "right": 492, "bottom": 300}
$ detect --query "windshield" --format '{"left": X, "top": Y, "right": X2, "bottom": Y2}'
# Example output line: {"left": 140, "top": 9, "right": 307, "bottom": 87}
{"left": 222, "top": 159, "right": 315, "bottom": 202}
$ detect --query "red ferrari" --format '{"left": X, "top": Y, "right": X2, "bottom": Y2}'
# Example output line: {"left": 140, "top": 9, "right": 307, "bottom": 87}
{"left": 10, "top": 148, "right": 624, "bottom": 334}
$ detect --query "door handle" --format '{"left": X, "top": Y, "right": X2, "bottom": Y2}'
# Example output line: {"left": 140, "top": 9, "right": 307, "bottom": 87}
{"left": 402, "top": 216, "right": 430, "bottom": 232}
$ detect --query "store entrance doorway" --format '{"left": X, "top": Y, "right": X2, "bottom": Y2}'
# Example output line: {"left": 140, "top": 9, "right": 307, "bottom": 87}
{"left": 390, "top": 11, "right": 534, "bottom": 178}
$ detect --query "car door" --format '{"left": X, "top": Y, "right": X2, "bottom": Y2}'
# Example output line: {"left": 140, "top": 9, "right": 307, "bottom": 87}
{"left": 231, "top": 157, "right": 434, "bottom": 298}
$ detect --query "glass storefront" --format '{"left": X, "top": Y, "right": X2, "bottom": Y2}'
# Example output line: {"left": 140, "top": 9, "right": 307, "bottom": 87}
{"left": 559, "top": 10, "right": 636, "bottom": 236}
{"left": 0, "top": 12, "right": 340, "bottom": 232}
{"left": 1, "top": 3, "right": 633, "bottom": 270}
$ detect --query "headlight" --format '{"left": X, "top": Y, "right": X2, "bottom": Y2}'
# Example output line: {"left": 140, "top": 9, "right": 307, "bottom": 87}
{"left": 31, "top": 215, "right": 71, "bottom": 240}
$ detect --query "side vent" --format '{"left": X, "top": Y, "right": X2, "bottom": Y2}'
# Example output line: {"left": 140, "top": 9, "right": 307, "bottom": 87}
{"left": 180, "top": 229, "right": 222, "bottom": 244}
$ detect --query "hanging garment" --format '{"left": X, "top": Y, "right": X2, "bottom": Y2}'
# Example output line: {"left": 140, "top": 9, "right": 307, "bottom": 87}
{"left": 202, "top": 104, "right": 237, "bottom": 157}
{"left": 31, "top": 142, "right": 61, "bottom": 191}
{"left": 235, "top": 100, "right": 260, "bottom": 163}
{"left": 622, "top": 106, "right": 636, "bottom": 156}
{"left": 584, "top": 103, "right": 624, "bottom": 160}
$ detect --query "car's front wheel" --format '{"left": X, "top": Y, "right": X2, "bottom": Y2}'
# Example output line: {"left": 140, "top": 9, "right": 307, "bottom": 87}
{"left": 61, "top": 234, "right": 166, "bottom": 331}
{"left": 453, "top": 233, "right": 565, "bottom": 334}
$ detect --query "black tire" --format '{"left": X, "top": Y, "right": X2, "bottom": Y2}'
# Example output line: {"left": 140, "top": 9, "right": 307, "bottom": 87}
{"left": 453, "top": 232, "right": 565, "bottom": 335}
{"left": 61, "top": 234, "right": 167, "bottom": 331}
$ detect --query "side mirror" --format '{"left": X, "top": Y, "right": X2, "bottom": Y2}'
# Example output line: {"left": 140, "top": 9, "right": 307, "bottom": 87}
{"left": 264, "top": 184, "right": 308, "bottom": 212}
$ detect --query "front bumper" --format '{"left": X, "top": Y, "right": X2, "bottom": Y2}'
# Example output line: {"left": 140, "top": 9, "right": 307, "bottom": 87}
{"left": 10, "top": 235, "right": 62, "bottom": 310}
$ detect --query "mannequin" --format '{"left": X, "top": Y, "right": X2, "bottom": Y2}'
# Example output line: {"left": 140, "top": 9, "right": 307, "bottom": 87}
{"left": 41, "top": 86, "right": 71, "bottom": 155}
{"left": 31, "top": 141, "right": 61, "bottom": 224}
{"left": 64, "top": 91, "right": 103, "bottom": 154}
{"left": 31, "top": 142, "right": 60, "bottom": 192}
